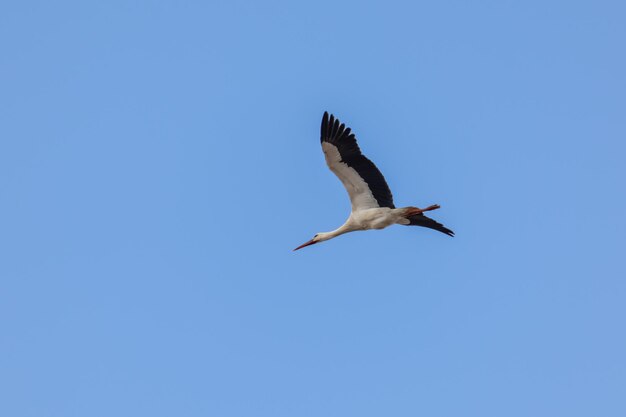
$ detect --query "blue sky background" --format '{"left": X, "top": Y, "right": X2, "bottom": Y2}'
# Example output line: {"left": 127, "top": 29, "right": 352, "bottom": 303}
{"left": 1, "top": 1, "right": 625, "bottom": 416}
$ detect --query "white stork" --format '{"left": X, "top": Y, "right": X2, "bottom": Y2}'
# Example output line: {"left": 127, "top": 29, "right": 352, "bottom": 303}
{"left": 294, "top": 112, "right": 454, "bottom": 251}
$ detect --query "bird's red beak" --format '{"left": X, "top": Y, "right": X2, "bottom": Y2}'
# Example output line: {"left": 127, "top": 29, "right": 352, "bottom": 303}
{"left": 293, "top": 239, "right": 317, "bottom": 251}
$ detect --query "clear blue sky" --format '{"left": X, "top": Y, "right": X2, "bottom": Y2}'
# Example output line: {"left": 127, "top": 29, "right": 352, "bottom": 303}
{"left": 1, "top": 1, "right": 625, "bottom": 416}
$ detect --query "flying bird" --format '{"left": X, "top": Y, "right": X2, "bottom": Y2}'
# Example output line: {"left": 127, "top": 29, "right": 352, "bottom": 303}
{"left": 294, "top": 112, "right": 454, "bottom": 251}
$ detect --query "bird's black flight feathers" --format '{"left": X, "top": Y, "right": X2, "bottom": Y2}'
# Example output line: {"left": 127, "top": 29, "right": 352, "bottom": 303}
{"left": 406, "top": 214, "right": 455, "bottom": 237}
{"left": 321, "top": 112, "right": 395, "bottom": 209}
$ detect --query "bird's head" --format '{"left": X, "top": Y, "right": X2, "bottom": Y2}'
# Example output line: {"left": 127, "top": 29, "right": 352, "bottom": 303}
{"left": 293, "top": 233, "right": 329, "bottom": 251}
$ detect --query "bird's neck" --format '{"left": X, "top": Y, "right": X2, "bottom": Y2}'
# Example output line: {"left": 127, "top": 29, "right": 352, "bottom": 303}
{"left": 319, "top": 223, "right": 353, "bottom": 241}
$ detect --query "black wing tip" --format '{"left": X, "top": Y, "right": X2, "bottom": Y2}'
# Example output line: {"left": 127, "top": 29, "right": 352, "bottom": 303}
{"left": 323, "top": 111, "right": 341, "bottom": 125}
{"left": 322, "top": 111, "right": 330, "bottom": 125}
{"left": 438, "top": 223, "right": 455, "bottom": 237}
{"left": 321, "top": 111, "right": 345, "bottom": 143}
{"left": 407, "top": 214, "right": 455, "bottom": 237}
{"left": 433, "top": 225, "right": 455, "bottom": 237}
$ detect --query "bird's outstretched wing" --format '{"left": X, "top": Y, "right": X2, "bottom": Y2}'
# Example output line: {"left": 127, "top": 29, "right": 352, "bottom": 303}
{"left": 405, "top": 213, "right": 455, "bottom": 237}
{"left": 320, "top": 112, "right": 395, "bottom": 211}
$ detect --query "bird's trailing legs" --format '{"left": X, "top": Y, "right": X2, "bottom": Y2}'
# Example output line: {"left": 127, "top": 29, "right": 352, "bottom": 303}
{"left": 404, "top": 204, "right": 440, "bottom": 217}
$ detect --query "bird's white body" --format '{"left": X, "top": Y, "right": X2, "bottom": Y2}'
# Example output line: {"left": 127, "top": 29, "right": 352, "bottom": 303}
{"left": 350, "top": 207, "right": 409, "bottom": 230}
{"left": 313, "top": 208, "right": 411, "bottom": 243}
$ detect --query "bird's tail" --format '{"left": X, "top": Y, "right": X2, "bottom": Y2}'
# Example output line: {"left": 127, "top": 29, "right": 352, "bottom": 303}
{"left": 402, "top": 206, "right": 454, "bottom": 237}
